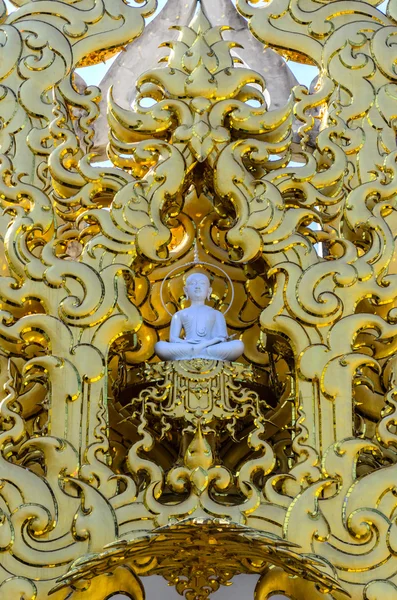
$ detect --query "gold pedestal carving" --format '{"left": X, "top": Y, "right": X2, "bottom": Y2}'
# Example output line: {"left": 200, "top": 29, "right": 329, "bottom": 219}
{"left": 0, "top": 0, "right": 397, "bottom": 598}
{"left": 110, "top": 359, "right": 278, "bottom": 525}
{"left": 52, "top": 519, "right": 345, "bottom": 600}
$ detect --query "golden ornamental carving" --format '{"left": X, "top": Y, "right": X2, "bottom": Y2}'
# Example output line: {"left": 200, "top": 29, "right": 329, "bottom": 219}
{"left": 0, "top": 0, "right": 397, "bottom": 598}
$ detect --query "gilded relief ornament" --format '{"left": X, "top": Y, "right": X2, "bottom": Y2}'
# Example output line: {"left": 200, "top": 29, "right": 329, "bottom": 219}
{"left": 0, "top": 0, "right": 397, "bottom": 598}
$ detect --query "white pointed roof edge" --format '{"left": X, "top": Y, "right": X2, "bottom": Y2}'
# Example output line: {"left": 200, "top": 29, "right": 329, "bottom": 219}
{"left": 90, "top": 0, "right": 299, "bottom": 159}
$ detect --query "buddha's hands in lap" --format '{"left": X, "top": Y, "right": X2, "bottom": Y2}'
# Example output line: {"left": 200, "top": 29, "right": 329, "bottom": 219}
{"left": 190, "top": 336, "right": 225, "bottom": 356}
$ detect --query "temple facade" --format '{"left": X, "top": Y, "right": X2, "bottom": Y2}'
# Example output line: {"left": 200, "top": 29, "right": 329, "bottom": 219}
{"left": 0, "top": 0, "right": 396, "bottom": 599}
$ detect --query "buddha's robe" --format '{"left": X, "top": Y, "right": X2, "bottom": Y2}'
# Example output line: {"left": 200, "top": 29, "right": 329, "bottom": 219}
{"left": 155, "top": 305, "right": 244, "bottom": 361}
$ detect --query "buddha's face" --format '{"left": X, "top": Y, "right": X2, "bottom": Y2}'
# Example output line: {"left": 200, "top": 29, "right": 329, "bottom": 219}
{"left": 184, "top": 273, "right": 211, "bottom": 303}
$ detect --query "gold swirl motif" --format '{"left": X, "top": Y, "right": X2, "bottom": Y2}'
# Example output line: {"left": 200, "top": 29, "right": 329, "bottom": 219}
{"left": 0, "top": 0, "right": 396, "bottom": 598}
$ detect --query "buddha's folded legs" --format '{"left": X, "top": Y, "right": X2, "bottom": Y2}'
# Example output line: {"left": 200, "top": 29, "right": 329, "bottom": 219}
{"left": 155, "top": 341, "right": 195, "bottom": 361}
{"left": 155, "top": 340, "right": 244, "bottom": 361}
{"left": 205, "top": 340, "right": 244, "bottom": 361}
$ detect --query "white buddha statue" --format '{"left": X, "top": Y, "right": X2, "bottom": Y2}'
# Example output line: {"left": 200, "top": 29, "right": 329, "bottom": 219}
{"left": 155, "top": 272, "right": 244, "bottom": 362}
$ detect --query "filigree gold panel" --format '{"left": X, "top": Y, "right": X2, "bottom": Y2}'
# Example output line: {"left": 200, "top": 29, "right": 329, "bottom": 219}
{"left": 0, "top": 0, "right": 396, "bottom": 598}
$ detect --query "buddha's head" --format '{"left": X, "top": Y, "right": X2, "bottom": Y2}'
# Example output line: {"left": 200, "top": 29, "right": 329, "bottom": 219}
{"left": 184, "top": 272, "right": 211, "bottom": 303}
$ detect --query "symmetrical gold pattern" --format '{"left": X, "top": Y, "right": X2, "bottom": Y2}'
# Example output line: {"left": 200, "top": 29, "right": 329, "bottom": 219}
{"left": 1, "top": 0, "right": 397, "bottom": 598}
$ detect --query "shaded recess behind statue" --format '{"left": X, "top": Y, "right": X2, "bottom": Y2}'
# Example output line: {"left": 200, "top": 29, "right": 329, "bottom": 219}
{"left": 155, "top": 273, "right": 244, "bottom": 361}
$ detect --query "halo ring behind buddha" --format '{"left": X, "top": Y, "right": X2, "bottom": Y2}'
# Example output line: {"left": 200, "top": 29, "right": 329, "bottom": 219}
{"left": 159, "top": 259, "right": 235, "bottom": 316}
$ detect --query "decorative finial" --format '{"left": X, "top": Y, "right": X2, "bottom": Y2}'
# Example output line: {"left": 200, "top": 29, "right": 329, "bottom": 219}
{"left": 193, "top": 240, "right": 199, "bottom": 264}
